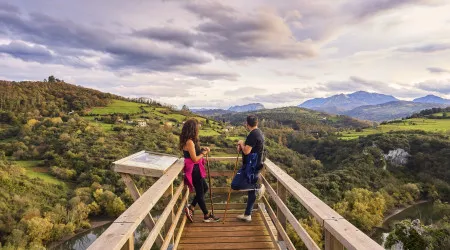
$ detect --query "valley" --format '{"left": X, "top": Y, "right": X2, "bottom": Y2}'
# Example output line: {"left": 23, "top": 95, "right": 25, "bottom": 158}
{"left": 1, "top": 81, "right": 450, "bottom": 249}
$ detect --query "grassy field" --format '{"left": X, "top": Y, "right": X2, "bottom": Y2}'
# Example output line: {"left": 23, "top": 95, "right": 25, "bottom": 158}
{"left": 89, "top": 100, "right": 143, "bottom": 115}
{"left": 341, "top": 118, "right": 450, "bottom": 140}
{"left": 200, "top": 129, "right": 221, "bottom": 136}
{"left": 14, "top": 160, "right": 64, "bottom": 185}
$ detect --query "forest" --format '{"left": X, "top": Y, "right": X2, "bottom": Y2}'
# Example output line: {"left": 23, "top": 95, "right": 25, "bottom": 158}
{"left": 1, "top": 79, "right": 450, "bottom": 249}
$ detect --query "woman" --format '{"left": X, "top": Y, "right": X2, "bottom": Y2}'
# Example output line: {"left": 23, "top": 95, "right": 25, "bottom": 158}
{"left": 180, "top": 118, "right": 220, "bottom": 223}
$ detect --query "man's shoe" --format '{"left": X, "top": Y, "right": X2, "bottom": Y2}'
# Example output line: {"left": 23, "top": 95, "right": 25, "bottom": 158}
{"left": 237, "top": 214, "right": 252, "bottom": 222}
{"left": 256, "top": 184, "right": 266, "bottom": 201}
{"left": 203, "top": 213, "right": 221, "bottom": 223}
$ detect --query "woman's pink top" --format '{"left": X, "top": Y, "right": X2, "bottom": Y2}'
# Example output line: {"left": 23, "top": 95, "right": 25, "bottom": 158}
{"left": 183, "top": 157, "right": 206, "bottom": 192}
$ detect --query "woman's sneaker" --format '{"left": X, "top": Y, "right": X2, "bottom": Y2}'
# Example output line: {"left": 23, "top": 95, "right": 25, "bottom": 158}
{"left": 184, "top": 206, "right": 194, "bottom": 223}
{"left": 203, "top": 213, "right": 220, "bottom": 223}
{"left": 237, "top": 214, "right": 252, "bottom": 222}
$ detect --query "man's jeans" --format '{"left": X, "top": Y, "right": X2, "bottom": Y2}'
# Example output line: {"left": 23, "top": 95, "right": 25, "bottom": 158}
{"left": 231, "top": 167, "right": 259, "bottom": 216}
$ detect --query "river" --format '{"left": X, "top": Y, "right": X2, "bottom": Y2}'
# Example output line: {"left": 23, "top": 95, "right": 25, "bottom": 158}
{"left": 372, "top": 201, "right": 445, "bottom": 245}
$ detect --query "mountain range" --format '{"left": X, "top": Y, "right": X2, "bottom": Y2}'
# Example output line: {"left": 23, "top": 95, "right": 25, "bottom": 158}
{"left": 192, "top": 103, "right": 265, "bottom": 116}
{"left": 299, "top": 91, "right": 399, "bottom": 113}
{"left": 299, "top": 92, "right": 450, "bottom": 122}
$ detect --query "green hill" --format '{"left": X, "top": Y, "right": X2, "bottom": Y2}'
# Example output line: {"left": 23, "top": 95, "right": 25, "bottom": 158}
{"left": 217, "top": 106, "right": 371, "bottom": 132}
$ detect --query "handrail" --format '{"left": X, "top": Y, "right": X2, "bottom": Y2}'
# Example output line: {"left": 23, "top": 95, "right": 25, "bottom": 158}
{"left": 264, "top": 159, "right": 383, "bottom": 250}
{"left": 88, "top": 159, "right": 184, "bottom": 250}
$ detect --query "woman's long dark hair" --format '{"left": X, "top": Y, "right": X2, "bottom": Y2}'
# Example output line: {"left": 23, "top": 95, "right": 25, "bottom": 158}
{"left": 179, "top": 118, "right": 200, "bottom": 150}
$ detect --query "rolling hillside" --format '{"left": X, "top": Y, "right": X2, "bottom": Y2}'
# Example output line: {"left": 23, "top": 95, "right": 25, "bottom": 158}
{"left": 218, "top": 106, "right": 371, "bottom": 132}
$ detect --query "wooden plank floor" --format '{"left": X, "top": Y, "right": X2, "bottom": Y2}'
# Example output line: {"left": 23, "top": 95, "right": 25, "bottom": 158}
{"left": 179, "top": 210, "right": 277, "bottom": 250}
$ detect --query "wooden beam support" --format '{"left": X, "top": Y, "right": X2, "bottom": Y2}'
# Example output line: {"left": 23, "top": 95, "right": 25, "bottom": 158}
{"left": 173, "top": 216, "right": 187, "bottom": 250}
{"left": 262, "top": 197, "right": 296, "bottom": 250}
{"left": 325, "top": 230, "right": 344, "bottom": 250}
{"left": 258, "top": 203, "right": 282, "bottom": 250}
{"left": 161, "top": 189, "right": 189, "bottom": 250}
{"left": 262, "top": 177, "right": 320, "bottom": 250}
{"left": 276, "top": 180, "right": 287, "bottom": 241}
{"left": 119, "top": 173, "right": 163, "bottom": 246}
{"left": 140, "top": 184, "right": 184, "bottom": 250}
{"left": 120, "top": 235, "right": 134, "bottom": 250}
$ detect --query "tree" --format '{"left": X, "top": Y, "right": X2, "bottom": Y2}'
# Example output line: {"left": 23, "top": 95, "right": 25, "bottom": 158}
{"left": 334, "top": 188, "right": 386, "bottom": 231}
{"left": 48, "top": 75, "right": 56, "bottom": 83}
{"left": 385, "top": 219, "right": 428, "bottom": 250}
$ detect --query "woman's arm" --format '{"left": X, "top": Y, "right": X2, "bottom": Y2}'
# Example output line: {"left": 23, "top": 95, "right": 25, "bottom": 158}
{"left": 186, "top": 140, "right": 207, "bottom": 163}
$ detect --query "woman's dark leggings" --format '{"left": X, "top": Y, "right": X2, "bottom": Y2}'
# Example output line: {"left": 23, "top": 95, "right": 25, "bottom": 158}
{"left": 191, "top": 165, "right": 209, "bottom": 215}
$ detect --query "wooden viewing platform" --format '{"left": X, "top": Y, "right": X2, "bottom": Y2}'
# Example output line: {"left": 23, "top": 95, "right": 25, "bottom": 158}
{"left": 88, "top": 156, "right": 383, "bottom": 250}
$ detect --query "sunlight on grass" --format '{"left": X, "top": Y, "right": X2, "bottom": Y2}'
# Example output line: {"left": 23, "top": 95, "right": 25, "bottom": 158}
{"left": 14, "top": 160, "right": 65, "bottom": 185}
{"left": 341, "top": 118, "right": 450, "bottom": 140}
{"left": 90, "top": 100, "right": 142, "bottom": 115}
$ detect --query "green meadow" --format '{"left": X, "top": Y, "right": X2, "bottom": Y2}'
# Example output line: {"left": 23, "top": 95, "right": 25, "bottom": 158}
{"left": 89, "top": 100, "right": 143, "bottom": 115}
{"left": 14, "top": 160, "right": 64, "bottom": 185}
{"left": 341, "top": 118, "right": 450, "bottom": 140}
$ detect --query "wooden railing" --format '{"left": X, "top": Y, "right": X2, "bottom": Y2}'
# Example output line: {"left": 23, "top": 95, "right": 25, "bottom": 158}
{"left": 88, "top": 157, "right": 383, "bottom": 250}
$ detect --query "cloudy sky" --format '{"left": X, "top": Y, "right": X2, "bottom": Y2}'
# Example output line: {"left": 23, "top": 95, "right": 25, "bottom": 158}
{"left": 1, "top": 0, "right": 450, "bottom": 108}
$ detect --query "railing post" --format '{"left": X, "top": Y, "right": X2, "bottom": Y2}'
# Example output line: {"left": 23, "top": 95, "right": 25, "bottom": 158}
{"left": 164, "top": 183, "right": 175, "bottom": 244}
{"left": 325, "top": 229, "right": 344, "bottom": 250}
{"left": 276, "top": 180, "right": 287, "bottom": 241}
{"left": 120, "top": 235, "right": 134, "bottom": 250}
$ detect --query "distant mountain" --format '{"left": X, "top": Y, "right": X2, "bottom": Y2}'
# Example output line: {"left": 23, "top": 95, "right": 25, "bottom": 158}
{"left": 299, "top": 91, "right": 399, "bottom": 114}
{"left": 413, "top": 95, "right": 450, "bottom": 104}
{"left": 193, "top": 103, "right": 265, "bottom": 116}
{"left": 190, "top": 108, "right": 233, "bottom": 116}
{"left": 228, "top": 103, "right": 265, "bottom": 112}
{"left": 343, "top": 101, "right": 449, "bottom": 122}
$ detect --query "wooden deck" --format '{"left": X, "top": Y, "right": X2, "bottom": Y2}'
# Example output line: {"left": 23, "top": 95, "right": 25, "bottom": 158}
{"left": 179, "top": 209, "right": 277, "bottom": 250}
{"left": 89, "top": 156, "right": 384, "bottom": 250}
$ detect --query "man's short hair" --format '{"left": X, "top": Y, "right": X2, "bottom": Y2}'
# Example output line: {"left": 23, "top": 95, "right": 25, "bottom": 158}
{"left": 247, "top": 115, "right": 258, "bottom": 127}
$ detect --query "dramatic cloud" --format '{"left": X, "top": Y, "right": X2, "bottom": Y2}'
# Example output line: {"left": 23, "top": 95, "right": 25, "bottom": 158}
{"left": 344, "top": 0, "right": 436, "bottom": 20}
{"left": 427, "top": 67, "right": 450, "bottom": 74}
{"left": 133, "top": 27, "right": 196, "bottom": 47}
{"left": 184, "top": 2, "right": 317, "bottom": 60}
{"left": 0, "top": 2, "right": 19, "bottom": 13}
{"left": 246, "top": 89, "right": 312, "bottom": 104}
{"left": 316, "top": 76, "right": 384, "bottom": 93}
{"left": 397, "top": 43, "right": 450, "bottom": 53}
{"left": 224, "top": 87, "right": 267, "bottom": 96}
{"left": 0, "top": 40, "right": 52, "bottom": 62}
{"left": 183, "top": 68, "right": 240, "bottom": 81}
{"left": 1, "top": 0, "right": 450, "bottom": 106}
{"left": 272, "top": 70, "right": 313, "bottom": 80}
{"left": 0, "top": 40, "right": 93, "bottom": 68}
{"left": 416, "top": 80, "right": 450, "bottom": 94}
{"left": 102, "top": 41, "right": 211, "bottom": 72}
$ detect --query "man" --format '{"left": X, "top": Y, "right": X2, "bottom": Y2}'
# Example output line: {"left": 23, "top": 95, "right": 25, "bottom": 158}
{"left": 231, "top": 115, "right": 266, "bottom": 222}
